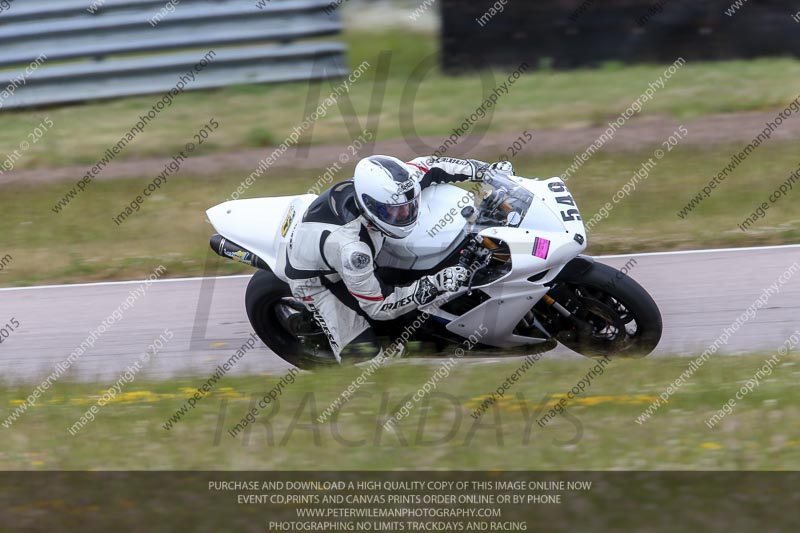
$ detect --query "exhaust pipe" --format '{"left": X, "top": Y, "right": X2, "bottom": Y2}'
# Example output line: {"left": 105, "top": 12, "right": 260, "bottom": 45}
{"left": 210, "top": 234, "right": 270, "bottom": 270}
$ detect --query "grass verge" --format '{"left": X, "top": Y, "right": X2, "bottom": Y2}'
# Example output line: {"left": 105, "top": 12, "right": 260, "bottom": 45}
{"left": 1, "top": 352, "right": 797, "bottom": 470}
{"left": 1, "top": 140, "right": 798, "bottom": 286}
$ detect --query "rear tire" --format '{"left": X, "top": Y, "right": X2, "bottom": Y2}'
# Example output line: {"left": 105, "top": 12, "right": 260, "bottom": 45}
{"left": 245, "top": 270, "right": 338, "bottom": 371}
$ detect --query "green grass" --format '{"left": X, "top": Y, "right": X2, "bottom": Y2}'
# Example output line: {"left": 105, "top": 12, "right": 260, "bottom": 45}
{"left": 2, "top": 353, "right": 798, "bottom": 470}
{"left": 1, "top": 140, "right": 798, "bottom": 287}
{"left": 1, "top": 29, "right": 799, "bottom": 170}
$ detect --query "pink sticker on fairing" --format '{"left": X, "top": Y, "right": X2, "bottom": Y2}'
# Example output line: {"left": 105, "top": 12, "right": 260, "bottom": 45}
{"left": 532, "top": 237, "right": 550, "bottom": 259}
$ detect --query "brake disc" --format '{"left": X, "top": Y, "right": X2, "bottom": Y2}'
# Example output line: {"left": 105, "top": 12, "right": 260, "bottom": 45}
{"left": 577, "top": 295, "right": 627, "bottom": 345}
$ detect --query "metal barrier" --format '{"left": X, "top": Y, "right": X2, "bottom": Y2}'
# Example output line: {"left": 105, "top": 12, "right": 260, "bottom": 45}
{"left": 0, "top": 0, "right": 347, "bottom": 109}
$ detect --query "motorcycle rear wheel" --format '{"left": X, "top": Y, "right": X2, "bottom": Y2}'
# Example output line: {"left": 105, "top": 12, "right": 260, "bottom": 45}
{"left": 245, "top": 270, "right": 339, "bottom": 371}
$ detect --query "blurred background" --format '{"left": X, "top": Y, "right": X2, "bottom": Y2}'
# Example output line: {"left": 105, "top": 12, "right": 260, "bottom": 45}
{"left": 1, "top": 0, "right": 798, "bottom": 287}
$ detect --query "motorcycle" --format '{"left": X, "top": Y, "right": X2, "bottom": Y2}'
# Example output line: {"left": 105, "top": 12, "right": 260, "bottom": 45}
{"left": 207, "top": 173, "right": 662, "bottom": 369}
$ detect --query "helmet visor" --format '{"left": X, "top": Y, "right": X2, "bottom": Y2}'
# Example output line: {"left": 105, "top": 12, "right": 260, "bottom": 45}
{"left": 362, "top": 194, "right": 419, "bottom": 227}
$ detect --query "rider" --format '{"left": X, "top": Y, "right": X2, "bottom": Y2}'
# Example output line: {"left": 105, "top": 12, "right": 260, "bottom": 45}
{"left": 284, "top": 155, "right": 514, "bottom": 363}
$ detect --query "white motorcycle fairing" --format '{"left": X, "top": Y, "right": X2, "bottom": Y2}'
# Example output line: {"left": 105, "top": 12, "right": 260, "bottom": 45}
{"left": 207, "top": 175, "right": 586, "bottom": 349}
{"left": 393, "top": 177, "right": 587, "bottom": 348}
{"left": 206, "top": 195, "right": 315, "bottom": 282}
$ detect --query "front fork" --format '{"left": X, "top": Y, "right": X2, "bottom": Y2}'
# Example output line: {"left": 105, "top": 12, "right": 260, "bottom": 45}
{"left": 538, "top": 284, "right": 594, "bottom": 343}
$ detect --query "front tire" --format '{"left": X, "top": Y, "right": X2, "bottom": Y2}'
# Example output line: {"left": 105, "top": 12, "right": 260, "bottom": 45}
{"left": 245, "top": 270, "right": 338, "bottom": 371}
{"left": 547, "top": 262, "right": 662, "bottom": 358}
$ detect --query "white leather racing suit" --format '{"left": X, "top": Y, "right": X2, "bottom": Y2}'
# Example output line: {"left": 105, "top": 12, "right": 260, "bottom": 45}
{"left": 284, "top": 156, "right": 498, "bottom": 362}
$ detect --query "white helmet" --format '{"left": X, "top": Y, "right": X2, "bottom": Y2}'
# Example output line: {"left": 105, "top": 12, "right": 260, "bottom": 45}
{"left": 353, "top": 155, "right": 421, "bottom": 239}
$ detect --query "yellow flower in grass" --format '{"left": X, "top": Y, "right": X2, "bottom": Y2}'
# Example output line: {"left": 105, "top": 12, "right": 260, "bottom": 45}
{"left": 701, "top": 442, "right": 723, "bottom": 450}
{"left": 216, "top": 387, "right": 247, "bottom": 400}
{"left": 575, "top": 395, "right": 612, "bottom": 407}
{"left": 573, "top": 394, "right": 659, "bottom": 407}
{"left": 65, "top": 390, "right": 193, "bottom": 407}
{"left": 114, "top": 391, "right": 160, "bottom": 403}
{"left": 131, "top": 391, "right": 187, "bottom": 403}
{"left": 466, "top": 393, "right": 659, "bottom": 413}
{"left": 464, "top": 394, "right": 499, "bottom": 408}
{"left": 161, "top": 393, "right": 186, "bottom": 400}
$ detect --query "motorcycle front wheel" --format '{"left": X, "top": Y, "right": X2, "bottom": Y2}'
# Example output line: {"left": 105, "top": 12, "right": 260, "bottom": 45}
{"left": 543, "top": 262, "right": 662, "bottom": 358}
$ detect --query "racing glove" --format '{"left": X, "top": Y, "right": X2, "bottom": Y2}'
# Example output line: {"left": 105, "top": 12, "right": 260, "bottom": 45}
{"left": 409, "top": 157, "right": 515, "bottom": 187}
{"left": 475, "top": 161, "right": 514, "bottom": 181}
{"left": 413, "top": 266, "right": 470, "bottom": 305}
